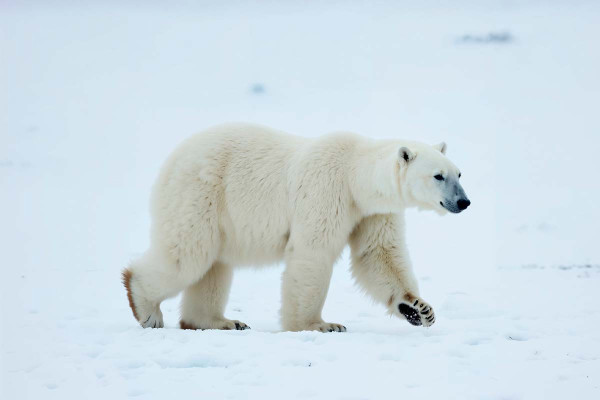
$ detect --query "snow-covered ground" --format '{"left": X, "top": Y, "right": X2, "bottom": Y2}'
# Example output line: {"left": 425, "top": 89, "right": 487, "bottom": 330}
{"left": 2, "top": 1, "right": 599, "bottom": 398}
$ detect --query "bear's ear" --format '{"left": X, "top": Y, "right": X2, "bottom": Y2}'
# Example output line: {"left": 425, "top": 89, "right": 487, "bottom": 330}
{"left": 433, "top": 142, "right": 447, "bottom": 154}
{"left": 398, "top": 147, "right": 415, "bottom": 164}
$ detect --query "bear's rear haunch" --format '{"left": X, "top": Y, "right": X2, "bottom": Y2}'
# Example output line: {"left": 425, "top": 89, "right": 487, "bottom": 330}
{"left": 122, "top": 123, "right": 470, "bottom": 332}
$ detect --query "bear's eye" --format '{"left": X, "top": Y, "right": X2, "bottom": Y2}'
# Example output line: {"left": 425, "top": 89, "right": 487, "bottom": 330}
{"left": 434, "top": 174, "right": 444, "bottom": 181}
{"left": 458, "top": 172, "right": 462, "bottom": 178}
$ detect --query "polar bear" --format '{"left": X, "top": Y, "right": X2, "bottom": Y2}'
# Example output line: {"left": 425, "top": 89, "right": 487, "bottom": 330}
{"left": 122, "top": 123, "right": 470, "bottom": 332}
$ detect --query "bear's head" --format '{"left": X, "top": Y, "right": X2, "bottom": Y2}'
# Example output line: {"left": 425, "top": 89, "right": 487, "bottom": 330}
{"left": 397, "top": 142, "right": 470, "bottom": 214}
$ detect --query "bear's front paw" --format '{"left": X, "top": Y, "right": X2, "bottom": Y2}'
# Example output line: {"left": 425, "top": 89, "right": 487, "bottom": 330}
{"left": 307, "top": 321, "right": 347, "bottom": 333}
{"left": 180, "top": 318, "right": 251, "bottom": 331}
{"left": 398, "top": 296, "right": 435, "bottom": 327}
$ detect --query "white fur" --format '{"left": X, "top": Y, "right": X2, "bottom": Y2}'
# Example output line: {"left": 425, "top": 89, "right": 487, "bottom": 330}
{"left": 124, "top": 123, "right": 463, "bottom": 331}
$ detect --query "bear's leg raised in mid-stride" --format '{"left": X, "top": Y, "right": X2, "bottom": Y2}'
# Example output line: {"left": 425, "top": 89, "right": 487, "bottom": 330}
{"left": 179, "top": 261, "right": 250, "bottom": 331}
{"left": 123, "top": 250, "right": 213, "bottom": 329}
{"left": 123, "top": 154, "right": 225, "bottom": 329}
{"left": 349, "top": 214, "right": 436, "bottom": 327}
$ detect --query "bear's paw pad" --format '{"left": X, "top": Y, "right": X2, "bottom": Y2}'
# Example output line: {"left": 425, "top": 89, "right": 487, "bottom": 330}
{"left": 399, "top": 298, "right": 435, "bottom": 327}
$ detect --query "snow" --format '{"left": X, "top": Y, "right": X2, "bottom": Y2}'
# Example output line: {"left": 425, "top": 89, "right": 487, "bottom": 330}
{"left": 1, "top": 1, "right": 599, "bottom": 399}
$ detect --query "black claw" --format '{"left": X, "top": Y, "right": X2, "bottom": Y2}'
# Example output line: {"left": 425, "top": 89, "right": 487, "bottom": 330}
{"left": 414, "top": 300, "right": 419, "bottom": 306}
{"left": 421, "top": 308, "right": 430, "bottom": 315}
{"left": 234, "top": 322, "right": 250, "bottom": 330}
{"left": 328, "top": 328, "right": 334, "bottom": 332}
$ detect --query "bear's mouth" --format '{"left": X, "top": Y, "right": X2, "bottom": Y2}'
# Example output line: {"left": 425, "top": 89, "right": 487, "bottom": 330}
{"left": 440, "top": 201, "right": 461, "bottom": 214}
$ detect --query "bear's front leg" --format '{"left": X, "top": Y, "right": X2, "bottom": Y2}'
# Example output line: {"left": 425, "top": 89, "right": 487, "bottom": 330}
{"left": 280, "top": 251, "right": 346, "bottom": 332}
{"left": 349, "top": 214, "right": 436, "bottom": 328}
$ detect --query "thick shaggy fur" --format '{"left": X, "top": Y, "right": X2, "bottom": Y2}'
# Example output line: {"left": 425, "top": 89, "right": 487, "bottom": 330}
{"left": 123, "top": 123, "right": 467, "bottom": 332}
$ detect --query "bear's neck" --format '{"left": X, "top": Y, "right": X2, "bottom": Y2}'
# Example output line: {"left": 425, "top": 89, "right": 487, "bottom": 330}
{"left": 350, "top": 144, "right": 406, "bottom": 216}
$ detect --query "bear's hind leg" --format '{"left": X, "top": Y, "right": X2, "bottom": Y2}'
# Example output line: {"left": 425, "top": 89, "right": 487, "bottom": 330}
{"left": 179, "top": 261, "right": 250, "bottom": 330}
{"left": 123, "top": 250, "right": 212, "bottom": 328}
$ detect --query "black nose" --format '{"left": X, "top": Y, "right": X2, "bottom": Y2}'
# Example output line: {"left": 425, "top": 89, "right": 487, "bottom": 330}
{"left": 457, "top": 199, "right": 471, "bottom": 210}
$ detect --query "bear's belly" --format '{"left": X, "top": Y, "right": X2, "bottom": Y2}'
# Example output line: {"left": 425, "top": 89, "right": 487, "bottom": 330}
{"left": 217, "top": 195, "right": 291, "bottom": 267}
{"left": 218, "top": 223, "right": 290, "bottom": 267}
